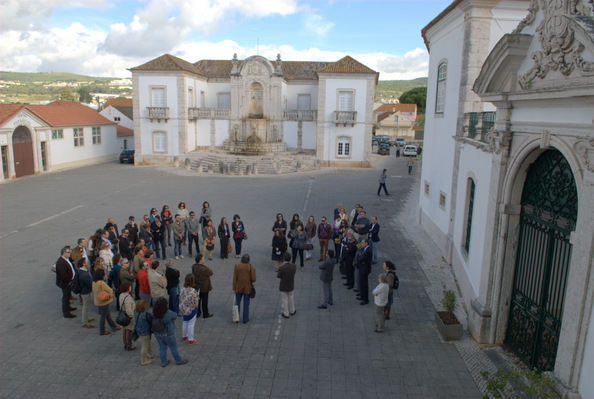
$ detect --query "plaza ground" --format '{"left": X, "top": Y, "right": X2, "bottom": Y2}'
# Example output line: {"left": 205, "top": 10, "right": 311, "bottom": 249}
{"left": 0, "top": 155, "right": 486, "bottom": 398}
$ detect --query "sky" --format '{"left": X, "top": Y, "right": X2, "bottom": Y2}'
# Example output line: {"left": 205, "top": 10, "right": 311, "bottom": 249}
{"left": 0, "top": 0, "right": 451, "bottom": 81}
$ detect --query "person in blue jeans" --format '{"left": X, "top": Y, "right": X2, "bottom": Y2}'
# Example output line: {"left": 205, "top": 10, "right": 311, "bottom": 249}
{"left": 164, "top": 259, "right": 180, "bottom": 314}
{"left": 151, "top": 298, "right": 188, "bottom": 367}
{"left": 233, "top": 254, "right": 257, "bottom": 324}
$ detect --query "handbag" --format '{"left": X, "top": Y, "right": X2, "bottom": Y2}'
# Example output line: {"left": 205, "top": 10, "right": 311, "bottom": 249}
{"left": 132, "top": 330, "right": 139, "bottom": 341}
{"left": 206, "top": 241, "right": 215, "bottom": 251}
{"left": 304, "top": 243, "right": 313, "bottom": 250}
{"left": 98, "top": 290, "right": 110, "bottom": 302}
{"left": 227, "top": 242, "right": 233, "bottom": 254}
{"left": 249, "top": 285, "right": 256, "bottom": 299}
{"left": 116, "top": 296, "right": 131, "bottom": 326}
{"left": 232, "top": 303, "right": 239, "bottom": 323}
{"left": 242, "top": 231, "right": 248, "bottom": 240}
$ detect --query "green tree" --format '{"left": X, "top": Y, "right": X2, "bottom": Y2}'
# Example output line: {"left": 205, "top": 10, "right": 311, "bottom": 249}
{"left": 399, "top": 86, "right": 427, "bottom": 114}
{"left": 77, "top": 86, "right": 93, "bottom": 103}
{"left": 58, "top": 87, "right": 75, "bottom": 101}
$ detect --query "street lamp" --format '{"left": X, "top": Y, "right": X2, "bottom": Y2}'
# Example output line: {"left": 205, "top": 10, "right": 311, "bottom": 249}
{"left": 394, "top": 115, "right": 399, "bottom": 140}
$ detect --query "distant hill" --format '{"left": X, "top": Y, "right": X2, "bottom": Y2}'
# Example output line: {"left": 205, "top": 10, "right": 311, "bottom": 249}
{"left": 375, "top": 78, "right": 427, "bottom": 101}
{"left": 0, "top": 71, "right": 116, "bottom": 84}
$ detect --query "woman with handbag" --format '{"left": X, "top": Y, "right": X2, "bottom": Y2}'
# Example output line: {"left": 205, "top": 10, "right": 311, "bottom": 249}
{"left": 304, "top": 216, "right": 316, "bottom": 261}
{"left": 179, "top": 274, "right": 200, "bottom": 344}
{"left": 92, "top": 268, "right": 121, "bottom": 336}
{"left": 231, "top": 214, "right": 245, "bottom": 259}
{"left": 134, "top": 299, "right": 154, "bottom": 365}
{"left": 218, "top": 217, "right": 231, "bottom": 260}
{"left": 289, "top": 222, "right": 307, "bottom": 268}
{"left": 271, "top": 230, "right": 287, "bottom": 271}
{"left": 118, "top": 281, "right": 136, "bottom": 350}
{"left": 202, "top": 219, "right": 216, "bottom": 260}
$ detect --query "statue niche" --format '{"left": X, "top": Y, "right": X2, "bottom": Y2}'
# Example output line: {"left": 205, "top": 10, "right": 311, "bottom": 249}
{"left": 248, "top": 82, "right": 263, "bottom": 119}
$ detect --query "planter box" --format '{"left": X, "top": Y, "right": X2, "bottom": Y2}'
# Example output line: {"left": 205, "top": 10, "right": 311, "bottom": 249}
{"left": 435, "top": 311, "right": 463, "bottom": 340}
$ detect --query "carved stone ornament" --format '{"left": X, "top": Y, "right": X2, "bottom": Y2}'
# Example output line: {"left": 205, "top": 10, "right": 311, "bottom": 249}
{"left": 518, "top": 0, "right": 594, "bottom": 89}
{"left": 485, "top": 129, "right": 513, "bottom": 156}
{"left": 574, "top": 138, "right": 594, "bottom": 172}
{"left": 275, "top": 54, "right": 283, "bottom": 75}
{"left": 247, "top": 61, "right": 265, "bottom": 76}
{"left": 231, "top": 54, "right": 239, "bottom": 75}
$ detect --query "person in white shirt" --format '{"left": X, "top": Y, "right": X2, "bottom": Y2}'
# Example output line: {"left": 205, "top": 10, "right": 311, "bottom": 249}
{"left": 373, "top": 274, "right": 389, "bottom": 332}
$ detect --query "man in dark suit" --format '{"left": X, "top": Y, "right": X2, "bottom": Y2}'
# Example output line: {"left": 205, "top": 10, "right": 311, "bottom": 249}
{"left": 55, "top": 246, "right": 77, "bottom": 318}
{"left": 318, "top": 250, "right": 335, "bottom": 309}
{"left": 277, "top": 252, "right": 297, "bottom": 318}
{"left": 125, "top": 216, "right": 139, "bottom": 246}
{"left": 356, "top": 239, "right": 373, "bottom": 305}
{"left": 119, "top": 229, "right": 133, "bottom": 260}
{"left": 368, "top": 217, "right": 380, "bottom": 264}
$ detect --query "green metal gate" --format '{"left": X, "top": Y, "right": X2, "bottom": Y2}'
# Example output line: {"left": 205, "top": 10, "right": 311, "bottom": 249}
{"left": 504, "top": 150, "right": 578, "bottom": 371}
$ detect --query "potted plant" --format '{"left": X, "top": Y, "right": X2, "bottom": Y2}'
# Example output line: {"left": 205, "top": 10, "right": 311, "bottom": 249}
{"left": 435, "top": 289, "right": 463, "bottom": 340}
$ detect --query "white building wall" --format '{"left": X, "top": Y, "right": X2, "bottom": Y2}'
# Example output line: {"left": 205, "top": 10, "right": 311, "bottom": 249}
{"left": 321, "top": 77, "right": 368, "bottom": 163}
{"left": 100, "top": 106, "right": 134, "bottom": 129}
{"left": 580, "top": 306, "right": 594, "bottom": 397}
{"left": 286, "top": 83, "right": 318, "bottom": 110}
{"left": 196, "top": 120, "right": 210, "bottom": 147}
{"left": 419, "top": 10, "right": 465, "bottom": 250}
{"left": 205, "top": 82, "right": 232, "bottom": 108}
{"left": 49, "top": 125, "right": 119, "bottom": 167}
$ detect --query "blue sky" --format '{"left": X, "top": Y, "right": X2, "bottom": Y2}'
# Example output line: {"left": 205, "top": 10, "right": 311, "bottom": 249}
{"left": 0, "top": 0, "right": 451, "bottom": 79}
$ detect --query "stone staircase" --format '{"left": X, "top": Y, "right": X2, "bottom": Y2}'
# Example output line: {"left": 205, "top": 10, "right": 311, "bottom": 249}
{"left": 180, "top": 150, "right": 318, "bottom": 175}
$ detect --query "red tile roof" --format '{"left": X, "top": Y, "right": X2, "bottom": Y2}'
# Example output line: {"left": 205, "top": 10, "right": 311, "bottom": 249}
{"left": 132, "top": 54, "right": 377, "bottom": 81}
{"left": 129, "top": 54, "right": 205, "bottom": 76}
{"left": 100, "top": 98, "right": 133, "bottom": 111}
{"left": 0, "top": 104, "right": 25, "bottom": 125}
{"left": 375, "top": 103, "right": 417, "bottom": 113}
{"left": 117, "top": 125, "right": 134, "bottom": 137}
{"left": 0, "top": 103, "right": 116, "bottom": 128}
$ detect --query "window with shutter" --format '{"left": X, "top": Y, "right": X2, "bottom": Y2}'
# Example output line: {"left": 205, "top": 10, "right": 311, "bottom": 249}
{"left": 338, "top": 91, "right": 353, "bottom": 111}
{"left": 153, "top": 131, "right": 167, "bottom": 153}
{"left": 297, "top": 94, "right": 311, "bottom": 111}
{"left": 152, "top": 87, "right": 166, "bottom": 107}
{"left": 218, "top": 93, "right": 231, "bottom": 109}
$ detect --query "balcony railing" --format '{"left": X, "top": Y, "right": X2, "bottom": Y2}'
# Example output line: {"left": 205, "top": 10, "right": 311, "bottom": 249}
{"left": 188, "top": 108, "right": 230, "bottom": 120}
{"left": 334, "top": 111, "right": 357, "bottom": 126}
{"left": 147, "top": 107, "right": 169, "bottom": 122}
{"left": 282, "top": 109, "right": 318, "bottom": 121}
{"left": 465, "top": 111, "right": 495, "bottom": 142}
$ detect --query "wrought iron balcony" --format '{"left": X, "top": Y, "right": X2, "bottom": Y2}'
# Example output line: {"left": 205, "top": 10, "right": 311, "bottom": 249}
{"left": 147, "top": 107, "right": 169, "bottom": 122}
{"left": 334, "top": 111, "right": 357, "bottom": 127}
{"left": 188, "top": 108, "right": 230, "bottom": 120}
{"left": 464, "top": 111, "right": 495, "bottom": 142}
{"left": 282, "top": 109, "right": 318, "bottom": 121}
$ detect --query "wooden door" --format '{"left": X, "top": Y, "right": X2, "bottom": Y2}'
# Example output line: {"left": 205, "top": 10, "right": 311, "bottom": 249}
{"left": 12, "top": 127, "right": 34, "bottom": 177}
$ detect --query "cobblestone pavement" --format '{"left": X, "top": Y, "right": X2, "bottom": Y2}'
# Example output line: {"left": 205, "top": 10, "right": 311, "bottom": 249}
{"left": 0, "top": 154, "right": 482, "bottom": 398}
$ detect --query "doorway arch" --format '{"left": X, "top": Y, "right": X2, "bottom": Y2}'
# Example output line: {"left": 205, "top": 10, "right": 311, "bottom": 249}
{"left": 504, "top": 149, "right": 578, "bottom": 371}
{"left": 12, "top": 126, "right": 35, "bottom": 177}
{"left": 248, "top": 82, "right": 263, "bottom": 118}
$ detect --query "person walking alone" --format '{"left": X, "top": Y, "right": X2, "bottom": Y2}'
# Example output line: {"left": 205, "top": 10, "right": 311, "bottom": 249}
{"left": 377, "top": 169, "right": 390, "bottom": 196}
{"left": 407, "top": 158, "right": 414, "bottom": 175}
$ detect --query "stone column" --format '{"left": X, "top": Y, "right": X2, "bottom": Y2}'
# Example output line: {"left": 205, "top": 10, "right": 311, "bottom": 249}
{"left": 210, "top": 117, "right": 216, "bottom": 150}
{"left": 297, "top": 121, "right": 303, "bottom": 153}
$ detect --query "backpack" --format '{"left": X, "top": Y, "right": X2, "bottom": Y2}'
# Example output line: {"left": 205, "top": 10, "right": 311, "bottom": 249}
{"left": 388, "top": 270, "right": 399, "bottom": 290}
{"left": 151, "top": 316, "right": 166, "bottom": 333}
{"left": 71, "top": 272, "right": 82, "bottom": 295}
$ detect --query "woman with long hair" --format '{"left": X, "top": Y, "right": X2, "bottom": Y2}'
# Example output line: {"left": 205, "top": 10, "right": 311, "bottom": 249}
{"left": 202, "top": 219, "right": 216, "bottom": 260}
{"left": 231, "top": 214, "right": 245, "bottom": 259}
{"left": 160, "top": 205, "right": 173, "bottom": 247}
{"left": 118, "top": 281, "right": 136, "bottom": 350}
{"left": 272, "top": 230, "right": 288, "bottom": 271}
{"left": 289, "top": 213, "right": 300, "bottom": 231}
{"left": 92, "top": 268, "right": 120, "bottom": 336}
{"left": 152, "top": 298, "right": 188, "bottom": 367}
{"left": 304, "top": 216, "right": 316, "bottom": 261}
{"left": 151, "top": 215, "right": 166, "bottom": 259}
{"left": 272, "top": 213, "right": 287, "bottom": 234}
{"left": 134, "top": 300, "right": 154, "bottom": 365}
{"left": 218, "top": 217, "right": 230, "bottom": 259}
{"left": 289, "top": 222, "right": 307, "bottom": 268}
{"left": 179, "top": 274, "right": 199, "bottom": 345}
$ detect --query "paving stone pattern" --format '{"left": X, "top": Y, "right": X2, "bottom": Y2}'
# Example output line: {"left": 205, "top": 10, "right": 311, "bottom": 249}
{"left": 0, "top": 155, "right": 481, "bottom": 398}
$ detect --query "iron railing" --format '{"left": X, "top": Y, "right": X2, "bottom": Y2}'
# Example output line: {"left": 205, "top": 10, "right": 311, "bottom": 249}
{"left": 465, "top": 111, "right": 495, "bottom": 142}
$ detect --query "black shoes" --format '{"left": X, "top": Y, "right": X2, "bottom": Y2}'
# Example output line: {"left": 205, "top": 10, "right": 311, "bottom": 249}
{"left": 359, "top": 301, "right": 369, "bottom": 306}
{"left": 203, "top": 313, "right": 213, "bottom": 318}
{"left": 64, "top": 313, "right": 76, "bottom": 318}
{"left": 281, "top": 313, "right": 289, "bottom": 319}
{"left": 317, "top": 305, "right": 327, "bottom": 309}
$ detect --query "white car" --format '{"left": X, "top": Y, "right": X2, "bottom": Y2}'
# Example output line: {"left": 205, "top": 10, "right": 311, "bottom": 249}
{"left": 403, "top": 145, "right": 418, "bottom": 156}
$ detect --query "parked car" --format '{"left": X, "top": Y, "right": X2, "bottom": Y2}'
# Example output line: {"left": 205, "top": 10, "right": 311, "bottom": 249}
{"left": 373, "top": 135, "right": 389, "bottom": 144}
{"left": 378, "top": 142, "right": 391, "bottom": 155}
{"left": 403, "top": 145, "right": 417, "bottom": 156}
{"left": 119, "top": 149, "right": 135, "bottom": 164}
{"left": 394, "top": 137, "right": 406, "bottom": 147}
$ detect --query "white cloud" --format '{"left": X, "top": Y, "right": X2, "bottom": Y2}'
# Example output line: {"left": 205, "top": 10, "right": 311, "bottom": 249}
{"left": 303, "top": 13, "right": 335, "bottom": 37}
{"left": 0, "top": 0, "right": 108, "bottom": 31}
{"left": 99, "top": 0, "right": 299, "bottom": 57}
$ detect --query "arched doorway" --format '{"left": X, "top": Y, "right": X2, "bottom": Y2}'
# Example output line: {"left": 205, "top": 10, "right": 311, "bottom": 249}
{"left": 248, "top": 82, "right": 263, "bottom": 118}
{"left": 12, "top": 126, "right": 35, "bottom": 177}
{"left": 505, "top": 149, "right": 578, "bottom": 371}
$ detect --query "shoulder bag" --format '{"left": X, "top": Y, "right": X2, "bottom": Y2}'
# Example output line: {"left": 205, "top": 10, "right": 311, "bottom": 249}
{"left": 116, "top": 296, "right": 132, "bottom": 326}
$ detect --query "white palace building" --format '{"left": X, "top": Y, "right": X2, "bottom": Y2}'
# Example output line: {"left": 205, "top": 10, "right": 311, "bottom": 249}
{"left": 129, "top": 53, "right": 378, "bottom": 169}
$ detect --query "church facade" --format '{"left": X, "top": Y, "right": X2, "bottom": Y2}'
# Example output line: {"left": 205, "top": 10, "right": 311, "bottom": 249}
{"left": 130, "top": 54, "right": 378, "bottom": 168}
{"left": 420, "top": 0, "right": 594, "bottom": 396}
